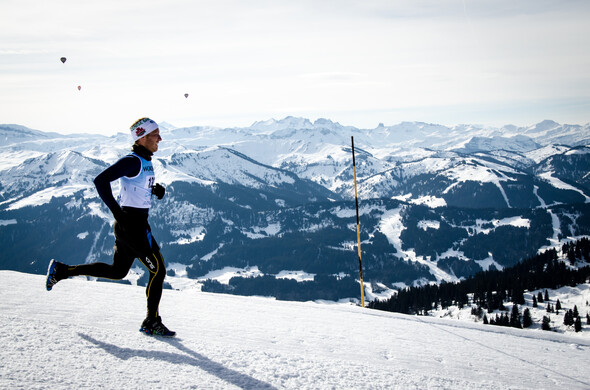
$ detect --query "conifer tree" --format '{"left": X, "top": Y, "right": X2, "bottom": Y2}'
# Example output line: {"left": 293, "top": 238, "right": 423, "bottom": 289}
{"left": 544, "top": 290, "right": 549, "bottom": 302}
{"left": 542, "top": 316, "right": 551, "bottom": 331}
{"left": 532, "top": 295, "right": 538, "bottom": 308}
{"left": 502, "top": 313, "right": 509, "bottom": 327}
{"left": 567, "top": 246, "right": 577, "bottom": 265}
{"left": 522, "top": 308, "right": 532, "bottom": 328}
{"left": 573, "top": 305, "right": 579, "bottom": 318}
{"left": 586, "top": 313, "right": 590, "bottom": 325}
{"left": 564, "top": 309, "right": 575, "bottom": 327}
{"left": 575, "top": 316, "right": 582, "bottom": 332}
{"left": 512, "top": 287, "right": 525, "bottom": 305}
{"left": 483, "top": 314, "right": 488, "bottom": 325}
{"left": 510, "top": 305, "right": 522, "bottom": 329}
{"left": 537, "top": 292, "right": 544, "bottom": 303}
{"left": 555, "top": 299, "right": 561, "bottom": 311}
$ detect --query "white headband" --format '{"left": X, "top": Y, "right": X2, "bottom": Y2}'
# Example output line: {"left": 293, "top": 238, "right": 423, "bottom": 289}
{"left": 130, "top": 117, "right": 158, "bottom": 141}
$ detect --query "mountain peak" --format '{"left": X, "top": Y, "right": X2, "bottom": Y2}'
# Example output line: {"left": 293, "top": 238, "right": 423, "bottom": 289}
{"left": 313, "top": 118, "right": 336, "bottom": 126}
{"left": 0, "top": 124, "right": 56, "bottom": 146}
{"left": 251, "top": 117, "right": 314, "bottom": 131}
{"left": 158, "top": 121, "right": 177, "bottom": 131}
{"left": 459, "top": 134, "right": 540, "bottom": 153}
{"left": 528, "top": 120, "right": 560, "bottom": 132}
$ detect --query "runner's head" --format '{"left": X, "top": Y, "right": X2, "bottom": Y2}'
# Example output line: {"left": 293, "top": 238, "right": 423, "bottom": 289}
{"left": 130, "top": 117, "right": 161, "bottom": 153}
{"left": 130, "top": 118, "right": 158, "bottom": 142}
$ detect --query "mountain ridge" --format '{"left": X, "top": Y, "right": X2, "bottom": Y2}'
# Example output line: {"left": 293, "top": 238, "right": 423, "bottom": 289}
{"left": 1, "top": 117, "right": 590, "bottom": 302}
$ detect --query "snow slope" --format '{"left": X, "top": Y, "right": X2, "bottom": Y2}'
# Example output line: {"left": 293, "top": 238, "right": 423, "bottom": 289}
{"left": 2, "top": 271, "right": 590, "bottom": 390}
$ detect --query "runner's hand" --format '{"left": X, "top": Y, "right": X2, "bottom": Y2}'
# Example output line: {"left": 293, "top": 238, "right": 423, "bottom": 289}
{"left": 152, "top": 183, "right": 165, "bottom": 200}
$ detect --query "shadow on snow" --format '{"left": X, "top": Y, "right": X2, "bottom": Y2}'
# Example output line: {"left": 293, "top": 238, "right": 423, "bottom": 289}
{"left": 78, "top": 332, "right": 277, "bottom": 390}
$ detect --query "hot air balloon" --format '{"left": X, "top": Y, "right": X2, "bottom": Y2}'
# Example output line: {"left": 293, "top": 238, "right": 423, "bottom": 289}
{"left": 77, "top": 85, "right": 81, "bottom": 91}
{"left": 60, "top": 57, "right": 67, "bottom": 64}
{"left": 184, "top": 93, "right": 189, "bottom": 98}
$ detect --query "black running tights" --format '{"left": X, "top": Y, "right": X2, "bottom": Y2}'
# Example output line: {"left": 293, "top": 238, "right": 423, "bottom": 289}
{"left": 66, "top": 223, "right": 166, "bottom": 320}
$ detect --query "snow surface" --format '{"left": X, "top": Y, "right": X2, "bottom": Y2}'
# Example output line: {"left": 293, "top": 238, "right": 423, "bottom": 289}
{"left": 539, "top": 171, "right": 590, "bottom": 203}
{"left": 3, "top": 271, "right": 590, "bottom": 390}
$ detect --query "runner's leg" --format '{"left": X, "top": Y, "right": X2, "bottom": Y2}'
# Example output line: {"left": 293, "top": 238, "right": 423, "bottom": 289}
{"left": 139, "top": 243, "right": 166, "bottom": 319}
{"left": 66, "top": 244, "right": 135, "bottom": 280}
{"left": 66, "top": 221, "right": 135, "bottom": 280}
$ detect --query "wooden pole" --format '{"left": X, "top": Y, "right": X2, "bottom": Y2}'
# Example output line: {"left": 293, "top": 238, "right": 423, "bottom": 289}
{"left": 351, "top": 136, "right": 365, "bottom": 308}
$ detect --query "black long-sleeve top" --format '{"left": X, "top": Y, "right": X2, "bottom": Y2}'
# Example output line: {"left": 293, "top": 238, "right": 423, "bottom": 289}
{"left": 93, "top": 144, "right": 153, "bottom": 218}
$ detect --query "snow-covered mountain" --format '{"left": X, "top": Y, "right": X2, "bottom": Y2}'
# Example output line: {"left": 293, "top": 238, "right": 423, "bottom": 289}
{"left": 1, "top": 118, "right": 590, "bottom": 302}
{"left": 3, "top": 270, "right": 590, "bottom": 389}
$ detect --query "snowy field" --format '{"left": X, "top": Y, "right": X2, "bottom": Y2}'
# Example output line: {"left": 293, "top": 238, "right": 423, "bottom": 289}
{"left": 1, "top": 271, "right": 590, "bottom": 390}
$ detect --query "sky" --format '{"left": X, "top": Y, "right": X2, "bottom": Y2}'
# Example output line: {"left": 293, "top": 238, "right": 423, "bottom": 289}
{"left": 1, "top": 0, "right": 590, "bottom": 135}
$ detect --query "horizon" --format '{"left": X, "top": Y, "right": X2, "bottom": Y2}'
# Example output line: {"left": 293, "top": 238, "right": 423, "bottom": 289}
{"left": 3, "top": 116, "right": 589, "bottom": 138}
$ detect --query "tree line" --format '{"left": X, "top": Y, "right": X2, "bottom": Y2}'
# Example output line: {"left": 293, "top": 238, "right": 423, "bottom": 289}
{"left": 369, "top": 238, "right": 590, "bottom": 330}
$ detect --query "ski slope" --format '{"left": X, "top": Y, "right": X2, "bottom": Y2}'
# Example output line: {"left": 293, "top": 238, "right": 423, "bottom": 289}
{"left": 1, "top": 271, "right": 590, "bottom": 389}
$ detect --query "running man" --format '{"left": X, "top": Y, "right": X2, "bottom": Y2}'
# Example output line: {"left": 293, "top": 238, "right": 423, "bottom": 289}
{"left": 46, "top": 117, "right": 174, "bottom": 337}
